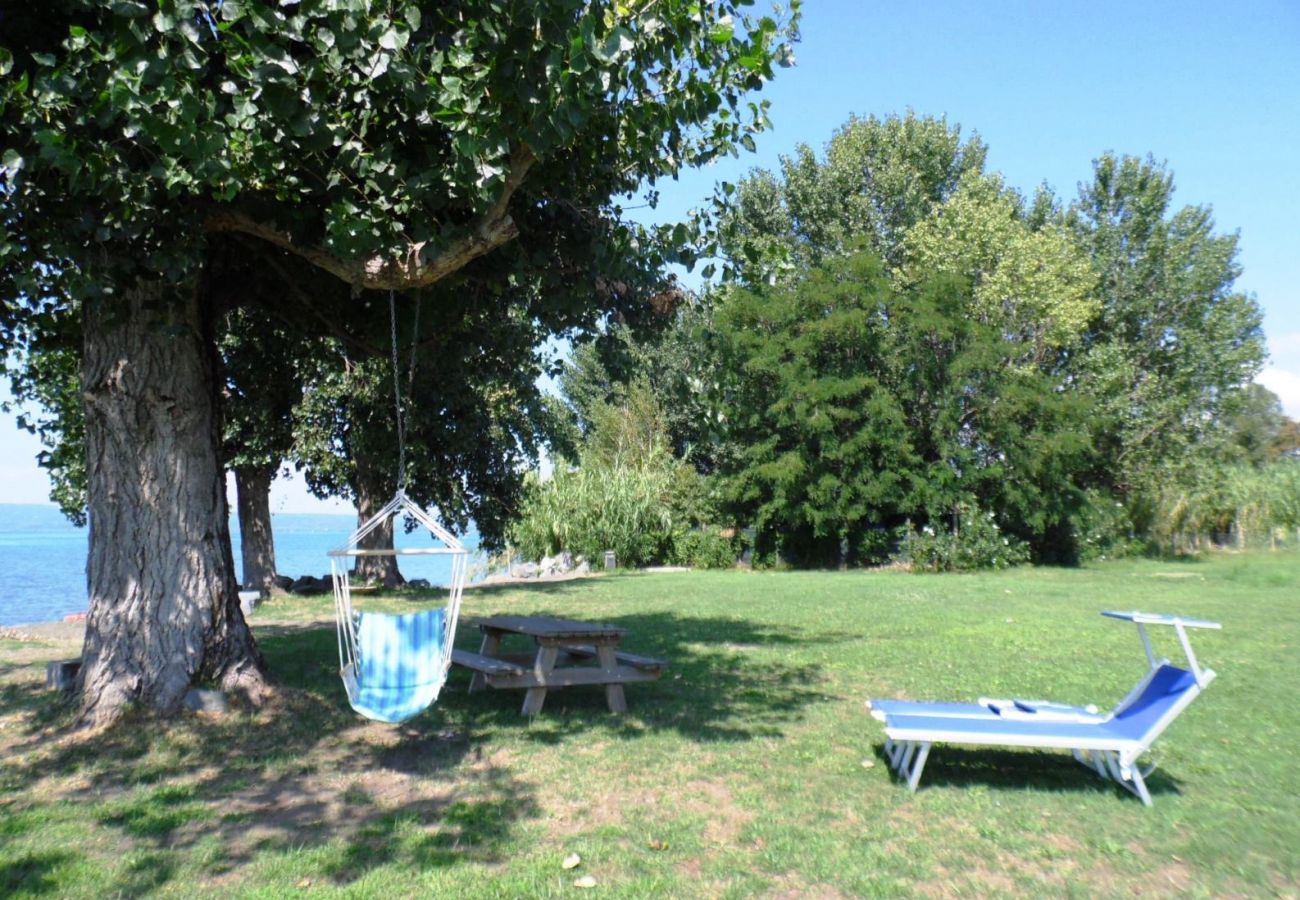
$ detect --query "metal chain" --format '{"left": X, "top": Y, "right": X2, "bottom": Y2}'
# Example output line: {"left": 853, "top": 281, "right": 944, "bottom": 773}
{"left": 407, "top": 293, "right": 420, "bottom": 400}
{"left": 388, "top": 290, "right": 422, "bottom": 494}
{"left": 389, "top": 290, "right": 407, "bottom": 493}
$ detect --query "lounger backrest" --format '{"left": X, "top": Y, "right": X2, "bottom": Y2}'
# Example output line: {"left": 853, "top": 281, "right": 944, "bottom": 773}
{"left": 1106, "top": 664, "right": 1201, "bottom": 750}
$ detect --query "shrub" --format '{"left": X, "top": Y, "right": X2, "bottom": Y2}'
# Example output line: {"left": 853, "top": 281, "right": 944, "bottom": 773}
{"left": 513, "top": 380, "right": 724, "bottom": 568}
{"left": 903, "top": 506, "right": 1031, "bottom": 572}
{"left": 854, "top": 526, "right": 906, "bottom": 565}
{"left": 510, "top": 462, "right": 677, "bottom": 568}
{"left": 1071, "top": 490, "right": 1139, "bottom": 561}
{"left": 670, "top": 529, "right": 737, "bottom": 569}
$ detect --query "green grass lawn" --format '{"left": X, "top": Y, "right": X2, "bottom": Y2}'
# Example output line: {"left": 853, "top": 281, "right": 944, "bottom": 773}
{"left": 1, "top": 553, "right": 1297, "bottom": 897}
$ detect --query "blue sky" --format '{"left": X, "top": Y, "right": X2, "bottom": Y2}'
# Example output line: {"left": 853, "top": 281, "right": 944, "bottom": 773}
{"left": 3, "top": 0, "right": 1297, "bottom": 511}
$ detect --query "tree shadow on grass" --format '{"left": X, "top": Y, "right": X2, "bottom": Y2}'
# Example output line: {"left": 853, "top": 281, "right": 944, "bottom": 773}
{"left": 0, "top": 850, "right": 75, "bottom": 897}
{"left": 0, "top": 681, "right": 74, "bottom": 729}
{"left": 0, "top": 593, "right": 842, "bottom": 893}
{"left": 871, "top": 744, "right": 1184, "bottom": 803}
{"left": 0, "top": 629, "right": 537, "bottom": 892}
{"left": 440, "top": 607, "right": 840, "bottom": 743}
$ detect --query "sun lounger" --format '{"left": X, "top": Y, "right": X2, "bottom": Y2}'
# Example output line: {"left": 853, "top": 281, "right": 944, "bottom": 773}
{"left": 868, "top": 611, "right": 1220, "bottom": 805}
{"left": 868, "top": 697, "right": 1104, "bottom": 722}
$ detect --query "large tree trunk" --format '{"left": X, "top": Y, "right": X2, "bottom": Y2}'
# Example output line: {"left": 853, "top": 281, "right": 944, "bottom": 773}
{"left": 77, "top": 281, "right": 269, "bottom": 726}
{"left": 351, "top": 454, "right": 405, "bottom": 588}
{"left": 235, "top": 464, "right": 283, "bottom": 597}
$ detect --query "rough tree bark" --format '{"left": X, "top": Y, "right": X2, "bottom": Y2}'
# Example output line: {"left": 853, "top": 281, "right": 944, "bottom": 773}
{"left": 77, "top": 281, "right": 269, "bottom": 726}
{"left": 351, "top": 454, "right": 405, "bottom": 588}
{"left": 235, "top": 464, "right": 283, "bottom": 597}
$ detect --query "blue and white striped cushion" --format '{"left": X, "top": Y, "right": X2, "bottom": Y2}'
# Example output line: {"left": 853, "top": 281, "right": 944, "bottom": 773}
{"left": 346, "top": 607, "right": 448, "bottom": 724}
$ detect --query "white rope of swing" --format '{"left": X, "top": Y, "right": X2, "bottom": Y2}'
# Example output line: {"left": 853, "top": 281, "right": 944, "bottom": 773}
{"left": 390, "top": 288, "right": 420, "bottom": 493}
{"left": 334, "top": 291, "right": 467, "bottom": 683}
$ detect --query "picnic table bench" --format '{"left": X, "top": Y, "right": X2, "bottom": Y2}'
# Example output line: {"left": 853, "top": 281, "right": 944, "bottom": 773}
{"left": 451, "top": 614, "right": 667, "bottom": 715}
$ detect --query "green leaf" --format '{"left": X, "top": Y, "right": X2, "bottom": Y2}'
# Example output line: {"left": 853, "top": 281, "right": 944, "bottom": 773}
{"left": 598, "top": 26, "right": 634, "bottom": 62}
{"left": 0, "top": 48, "right": 11, "bottom": 76}
{"left": 111, "top": 0, "right": 150, "bottom": 18}
{"left": 2, "top": 148, "right": 23, "bottom": 174}
{"left": 31, "top": 53, "right": 56, "bottom": 67}
{"left": 709, "top": 17, "right": 735, "bottom": 44}
{"left": 378, "top": 28, "right": 403, "bottom": 51}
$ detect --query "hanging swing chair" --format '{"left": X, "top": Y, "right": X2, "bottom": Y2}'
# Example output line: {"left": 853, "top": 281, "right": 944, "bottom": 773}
{"left": 329, "top": 492, "right": 468, "bottom": 723}
{"left": 328, "top": 293, "right": 469, "bottom": 724}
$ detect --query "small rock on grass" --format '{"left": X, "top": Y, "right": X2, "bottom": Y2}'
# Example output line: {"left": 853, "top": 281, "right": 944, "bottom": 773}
{"left": 562, "top": 852, "right": 581, "bottom": 870}
{"left": 183, "top": 688, "right": 227, "bottom": 714}
{"left": 574, "top": 875, "right": 597, "bottom": 888}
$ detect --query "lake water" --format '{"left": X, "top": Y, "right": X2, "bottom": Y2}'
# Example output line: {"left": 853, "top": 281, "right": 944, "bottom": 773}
{"left": 0, "top": 504, "right": 484, "bottom": 626}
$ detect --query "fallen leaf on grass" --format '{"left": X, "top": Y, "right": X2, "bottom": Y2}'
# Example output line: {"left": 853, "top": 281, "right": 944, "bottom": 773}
{"left": 648, "top": 839, "right": 668, "bottom": 851}
{"left": 296, "top": 879, "right": 313, "bottom": 888}
{"left": 861, "top": 759, "right": 875, "bottom": 769}
{"left": 562, "top": 853, "right": 581, "bottom": 870}
{"left": 574, "top": 875, "right": 597, "bottom": 888}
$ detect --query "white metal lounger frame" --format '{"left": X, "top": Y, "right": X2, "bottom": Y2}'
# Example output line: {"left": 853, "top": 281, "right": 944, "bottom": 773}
{"left": 329, "top": 490, "right": 469, "bottom": 697}
{"left": 880, "top": 611, "right": 1220, "bottom": 806}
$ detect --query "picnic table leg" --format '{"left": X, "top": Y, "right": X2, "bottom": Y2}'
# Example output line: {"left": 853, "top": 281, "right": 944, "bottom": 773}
{"left": 469, "top": 630, "right": 502, "bottom": 694}
{"left": 597, "top": 643, "right": 627, "bottom": 713}
{"left": 521, "top": 645, "right": 559, "bottom": 716}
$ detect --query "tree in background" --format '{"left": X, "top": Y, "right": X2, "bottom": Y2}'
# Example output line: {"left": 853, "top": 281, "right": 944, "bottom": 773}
{"left": 714, "top": 253, "right": 922, "bottom": 565}
{"left": 292, "top": 286, "right": 568, "bottom": 585}
{"left": 898, "top": 171, "right": 1097, "bottom": 369}
{"left": 712, "top": 111, "right": 987, "bottom": 284}
{"left": 560, "top": 298, "right": 733, "bottom": 475}
{"left": 1223, "top": 383, "right": 1293, "bottom": 466}
{"left": 700, "top": 113, "right": 1098, "bottom": 563}
{"left": 703, "top": 120, "right": 1270, "bottom": 564}
{"left": 1, "top": 322, "right": 85, "bottom": 522}
{"left": 714, "top": 250, "right": 1092, "bottom": 565}
{"left": 1, "top": 1, "right": 799, "bottom": 723}
{"left": 1065, "top": 154, "right": 1267, "bottom": 518}
{"left": 220, "top": 306, "right": 308, "bottom": 598}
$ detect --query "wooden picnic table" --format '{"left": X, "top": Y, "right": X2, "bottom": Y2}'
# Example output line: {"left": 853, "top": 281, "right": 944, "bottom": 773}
{"left": 451, "top": 614, "right": 666, "bottom": 715}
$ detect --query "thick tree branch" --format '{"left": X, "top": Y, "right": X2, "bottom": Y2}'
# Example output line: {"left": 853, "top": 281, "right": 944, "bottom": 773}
{"left": 205, "top": 145, "right": 536, "bottom": 290}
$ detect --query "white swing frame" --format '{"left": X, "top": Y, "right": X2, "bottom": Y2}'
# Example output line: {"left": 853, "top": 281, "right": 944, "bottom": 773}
{"left": 329, "top": 489, "right": 469, "bottom": 699}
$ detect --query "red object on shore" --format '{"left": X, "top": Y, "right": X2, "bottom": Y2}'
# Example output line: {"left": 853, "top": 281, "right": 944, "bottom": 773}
{"left": 63, "top": 612, "right": 87, "bottom": 622}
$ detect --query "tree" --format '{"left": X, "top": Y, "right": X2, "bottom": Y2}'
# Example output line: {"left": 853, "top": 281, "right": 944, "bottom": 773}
{"left": 220, "top": 303, "right": 308, "bottom": 597}
{"left": 713, "top": 111, "right": 987, "bottom": 284}
{"left": 1223, "top": 383, "right": 1288, "bottom": 466}
{"left": 560, "top": 298, "right": 733, "bottom": 474}
{"left": 1, "top": 1, "right": 799, "bottom": 724}
{"left": 1, "top": 322, "right": 86, "bottom": 521}
{"left": 1065, "top": 154, "right": 1267, "bottom": 503}
{"left": 702, "top": 114, "right": 1098, "bottom": 564}
{"left": 713, "top": 250, "right": 1092, "bottom": 566}
{"left": 898, "top": 172, "right": 1097, "bottom": 368}
{"left": 714, "top": 253, "right": 922, "bottom": 565}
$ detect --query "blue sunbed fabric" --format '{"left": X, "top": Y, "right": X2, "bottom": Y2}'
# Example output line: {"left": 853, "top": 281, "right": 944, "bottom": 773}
{"left": 870, "top": 699, "right": 1001, "bottom": 719}
{"left": 346, "top": 607, "right": 448, "bottom": 724}
{"left": 884, "top": 665, "right": 1197, "bottom": 748}
{"left": 1105, "top": 664, "right": 1197, "bottom": 741}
